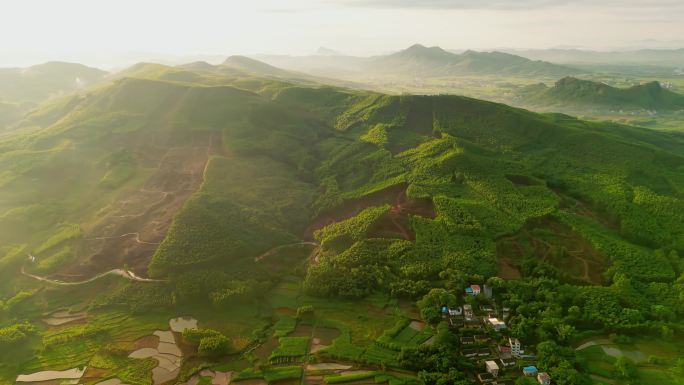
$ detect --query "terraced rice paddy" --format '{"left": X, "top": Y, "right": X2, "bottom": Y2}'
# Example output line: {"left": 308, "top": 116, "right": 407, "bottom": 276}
{"left": 170, "top": 316, "right": 198, "bottom": 332}
{"left": 126, "top": 317, "right": 197, "bottom": 385}
{"left": 42, "top": 309, "right": 88, "bottom": 326}
{"left": 16, "top": 367, "right": 87, "bottom": 382}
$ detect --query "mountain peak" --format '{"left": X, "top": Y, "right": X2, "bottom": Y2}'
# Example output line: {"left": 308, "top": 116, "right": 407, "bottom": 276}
{"left": 314, "top": 47, "right": 342, "bottom": 56}
{"left": 403, "top": 44, "right": 448, "bottom": 54}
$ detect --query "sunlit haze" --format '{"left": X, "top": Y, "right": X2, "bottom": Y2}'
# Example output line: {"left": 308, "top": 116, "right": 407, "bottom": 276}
{"left": 2, "top": 0, "right": 684, "bottom": 68}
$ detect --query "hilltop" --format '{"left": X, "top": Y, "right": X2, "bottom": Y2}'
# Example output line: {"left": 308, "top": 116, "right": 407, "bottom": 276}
{"left": 0, "top": 61, "right": 108, "bottom": 103}
{"left": 520, "top": 76, "right": 684, "bottom": 111}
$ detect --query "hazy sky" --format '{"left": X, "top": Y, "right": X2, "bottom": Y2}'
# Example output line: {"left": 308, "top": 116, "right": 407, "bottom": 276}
{"left": 1, "top": 0, "right": 683, "bottom": 68}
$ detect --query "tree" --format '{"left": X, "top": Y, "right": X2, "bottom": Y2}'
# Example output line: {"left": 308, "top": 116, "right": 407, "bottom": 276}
{"left": 515, "top": 377, "right": 537, "bottom": 385}
{"left": 417, "top": 289, "right": 457, "bottom": 324}
{"left": 198, "top": 335, "right": 231, "bottom": 357}
{"left": 614, "top": 356, "right": 637, "bottom": 379}
{"left": 550, "top": 361, "right": 589, "bottom": 385}
{"left": 554, "top": 323, "right": 576, "bottom": 343}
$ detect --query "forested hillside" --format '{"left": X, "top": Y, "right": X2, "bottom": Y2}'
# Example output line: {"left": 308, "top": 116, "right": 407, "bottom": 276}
{"left": 1, "top": 60, "right": 684, "bottom": 385}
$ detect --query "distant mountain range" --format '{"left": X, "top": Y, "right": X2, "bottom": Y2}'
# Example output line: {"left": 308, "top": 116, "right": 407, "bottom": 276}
{"left": 504, "top": 48, "right": 684, "bottom": 68}
{"left": 0, "top": 61, "right": 108, "bottom": 103}
{"left": 256, "top": 44, "right": 583, "bottom": 79}
{"left": 519, "top": 77, "right": 684, "bottom": 111}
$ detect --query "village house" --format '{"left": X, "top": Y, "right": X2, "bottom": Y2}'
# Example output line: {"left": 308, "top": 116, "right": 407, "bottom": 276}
{"left": 465, "top": 287, "right": 474, "bottom": 295}
{"left": 485, "top": 360, "right": 500, "bottom": 377}
{"left": 498, "top": 357, "right": 517, "bottom": 369}
{"left": 537, "top": 372, "right": 551, "bottom": 385}
{"left": 498, "top": 344, "right": 512, "bottom": 358}
{"left": 474, "top": 334, "right": 490, "bottom": 343}
{"left": 463, "top": 304, "right": 475, "bottom": 321}
{"left": 461, "top": 336, "right": 475, "bottom": 345}
{"left": 449, "top": 306, "right": 463, "bottom": 316}
{"left": 480, "top": 305, "right": 494, "bottom": 313}
{"left": 462, "top": 348, "right": 478, "bottom": 358}
{"left": 477, "top": 348, "right": 490, "bottom": 357}
{"left": 471, "top": 284, "right": 481, "bottom": 295}
{"left": 509, "top": 337, "right": 522, "bottom": 357}
{"left": 477, "top": 373, "right": 495, "bottom": 383}
{"left": 487, "top": 317, "right": 506, "bottom": 331}
{"left": 523, "top": 366, "right": 538, "bottom": 377}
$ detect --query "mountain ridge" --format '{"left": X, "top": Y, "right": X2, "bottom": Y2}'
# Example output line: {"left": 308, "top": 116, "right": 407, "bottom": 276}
{"left": 520, "top": 76, "right": 684, "bottom": 111}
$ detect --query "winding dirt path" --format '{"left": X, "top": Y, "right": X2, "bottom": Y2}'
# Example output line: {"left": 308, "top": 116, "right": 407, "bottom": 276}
{"left": 85, "top": 232, "right": 161, "bottom": 245}
{"left": 21, "top": 265, "right": 166, "bottom": 286}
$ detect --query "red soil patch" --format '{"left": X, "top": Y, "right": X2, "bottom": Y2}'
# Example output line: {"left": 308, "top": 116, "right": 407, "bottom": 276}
{"left": 305, "top": 184, "right": 435, "bottom": 242}
{"left": 53, "top": 132, "right": 219, "bottom": 279}
{"left": 134, "top": 335, "right": 160, "bottom": 349}
{"left": 497, "top": 217, "right": 609, "bottom": 285}
{"left": 497, "top": 258, "right": 521, "bottom": 280}
{"left": 304, "top": 376, "right": 325, "bottom": 385}
{"left": 83, "top": 367, "right": 108, "bottom": 382}
{"left": 313, "top": 327, "right": 341, "bottom": 346}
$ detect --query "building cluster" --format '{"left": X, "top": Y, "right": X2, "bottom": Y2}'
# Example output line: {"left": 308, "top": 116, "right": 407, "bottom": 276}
{"left": 441, "top": 284, "right": 551, "bottom": 384}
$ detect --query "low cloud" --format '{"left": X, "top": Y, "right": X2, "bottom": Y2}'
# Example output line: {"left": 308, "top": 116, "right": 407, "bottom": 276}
{"left": 335, "top": 0, "right": 683, "bottom": 11}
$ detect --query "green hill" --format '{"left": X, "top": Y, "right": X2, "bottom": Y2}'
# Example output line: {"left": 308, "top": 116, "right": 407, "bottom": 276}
{"left": 2, "top": 63, "right": 684, "bottom": 385}
{"left": 521, "top": 76, "right": 684, "bottom": 111}
{"left": 222, "top": 55, "right": 295, "bottom": 77}
{"left": 0, "top": 61, "right": 108, "bottom": 103}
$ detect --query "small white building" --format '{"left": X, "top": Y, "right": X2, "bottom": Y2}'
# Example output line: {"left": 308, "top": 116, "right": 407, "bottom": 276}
{"left": 448, "top": 306, "right": 462, "bottom": 316}
{"left": 509, "top": 337, "right": 521, "bottom": 357}
{"left": 485, "top": 360, "right": 499, "bottom": 377}
{"left": 487, "top": 318, "right": 506, "bottom": 331}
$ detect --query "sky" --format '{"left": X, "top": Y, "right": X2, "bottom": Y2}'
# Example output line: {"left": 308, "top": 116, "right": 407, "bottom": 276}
{"left": 1, "top": 0, "right": 683, "bottom": 68}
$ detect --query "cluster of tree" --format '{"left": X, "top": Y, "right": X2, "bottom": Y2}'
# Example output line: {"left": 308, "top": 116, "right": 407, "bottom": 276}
{"left": 0, "top": 322, "right": 36, "bottom": 348}
{"left": 91, "top": 282, "right": 173, "bottom": 313}
{"left": 182, "top": 328, "right": 231, "bottom": 357}
{"left": 314, "top": 205, "right": 391, "bottom": 251}
{"left": 398, "top": 324, "right": 473, "bottom": 385}
{"left": 149, "top": 193, "right": 294, "bottom": 277}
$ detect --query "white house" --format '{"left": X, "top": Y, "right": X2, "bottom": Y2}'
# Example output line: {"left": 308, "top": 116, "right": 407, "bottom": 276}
{"left": 487, "top": 318, "right": 506, "bottom": 331}
{"left": 485, "top": 360, "right": 499, "bottom": 377}
{"left": 448, "top": 306, "right": 462, "bottom": 316}
{"left": 509, "top": 337, "right": 521, "bottom": 357}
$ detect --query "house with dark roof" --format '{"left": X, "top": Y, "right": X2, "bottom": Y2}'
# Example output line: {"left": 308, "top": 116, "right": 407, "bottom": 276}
{"left": 477, "top": 348, "right": 491, "bottom": 357}
{"left": 498, "top": 357, "right": 517, "bottom": 368}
